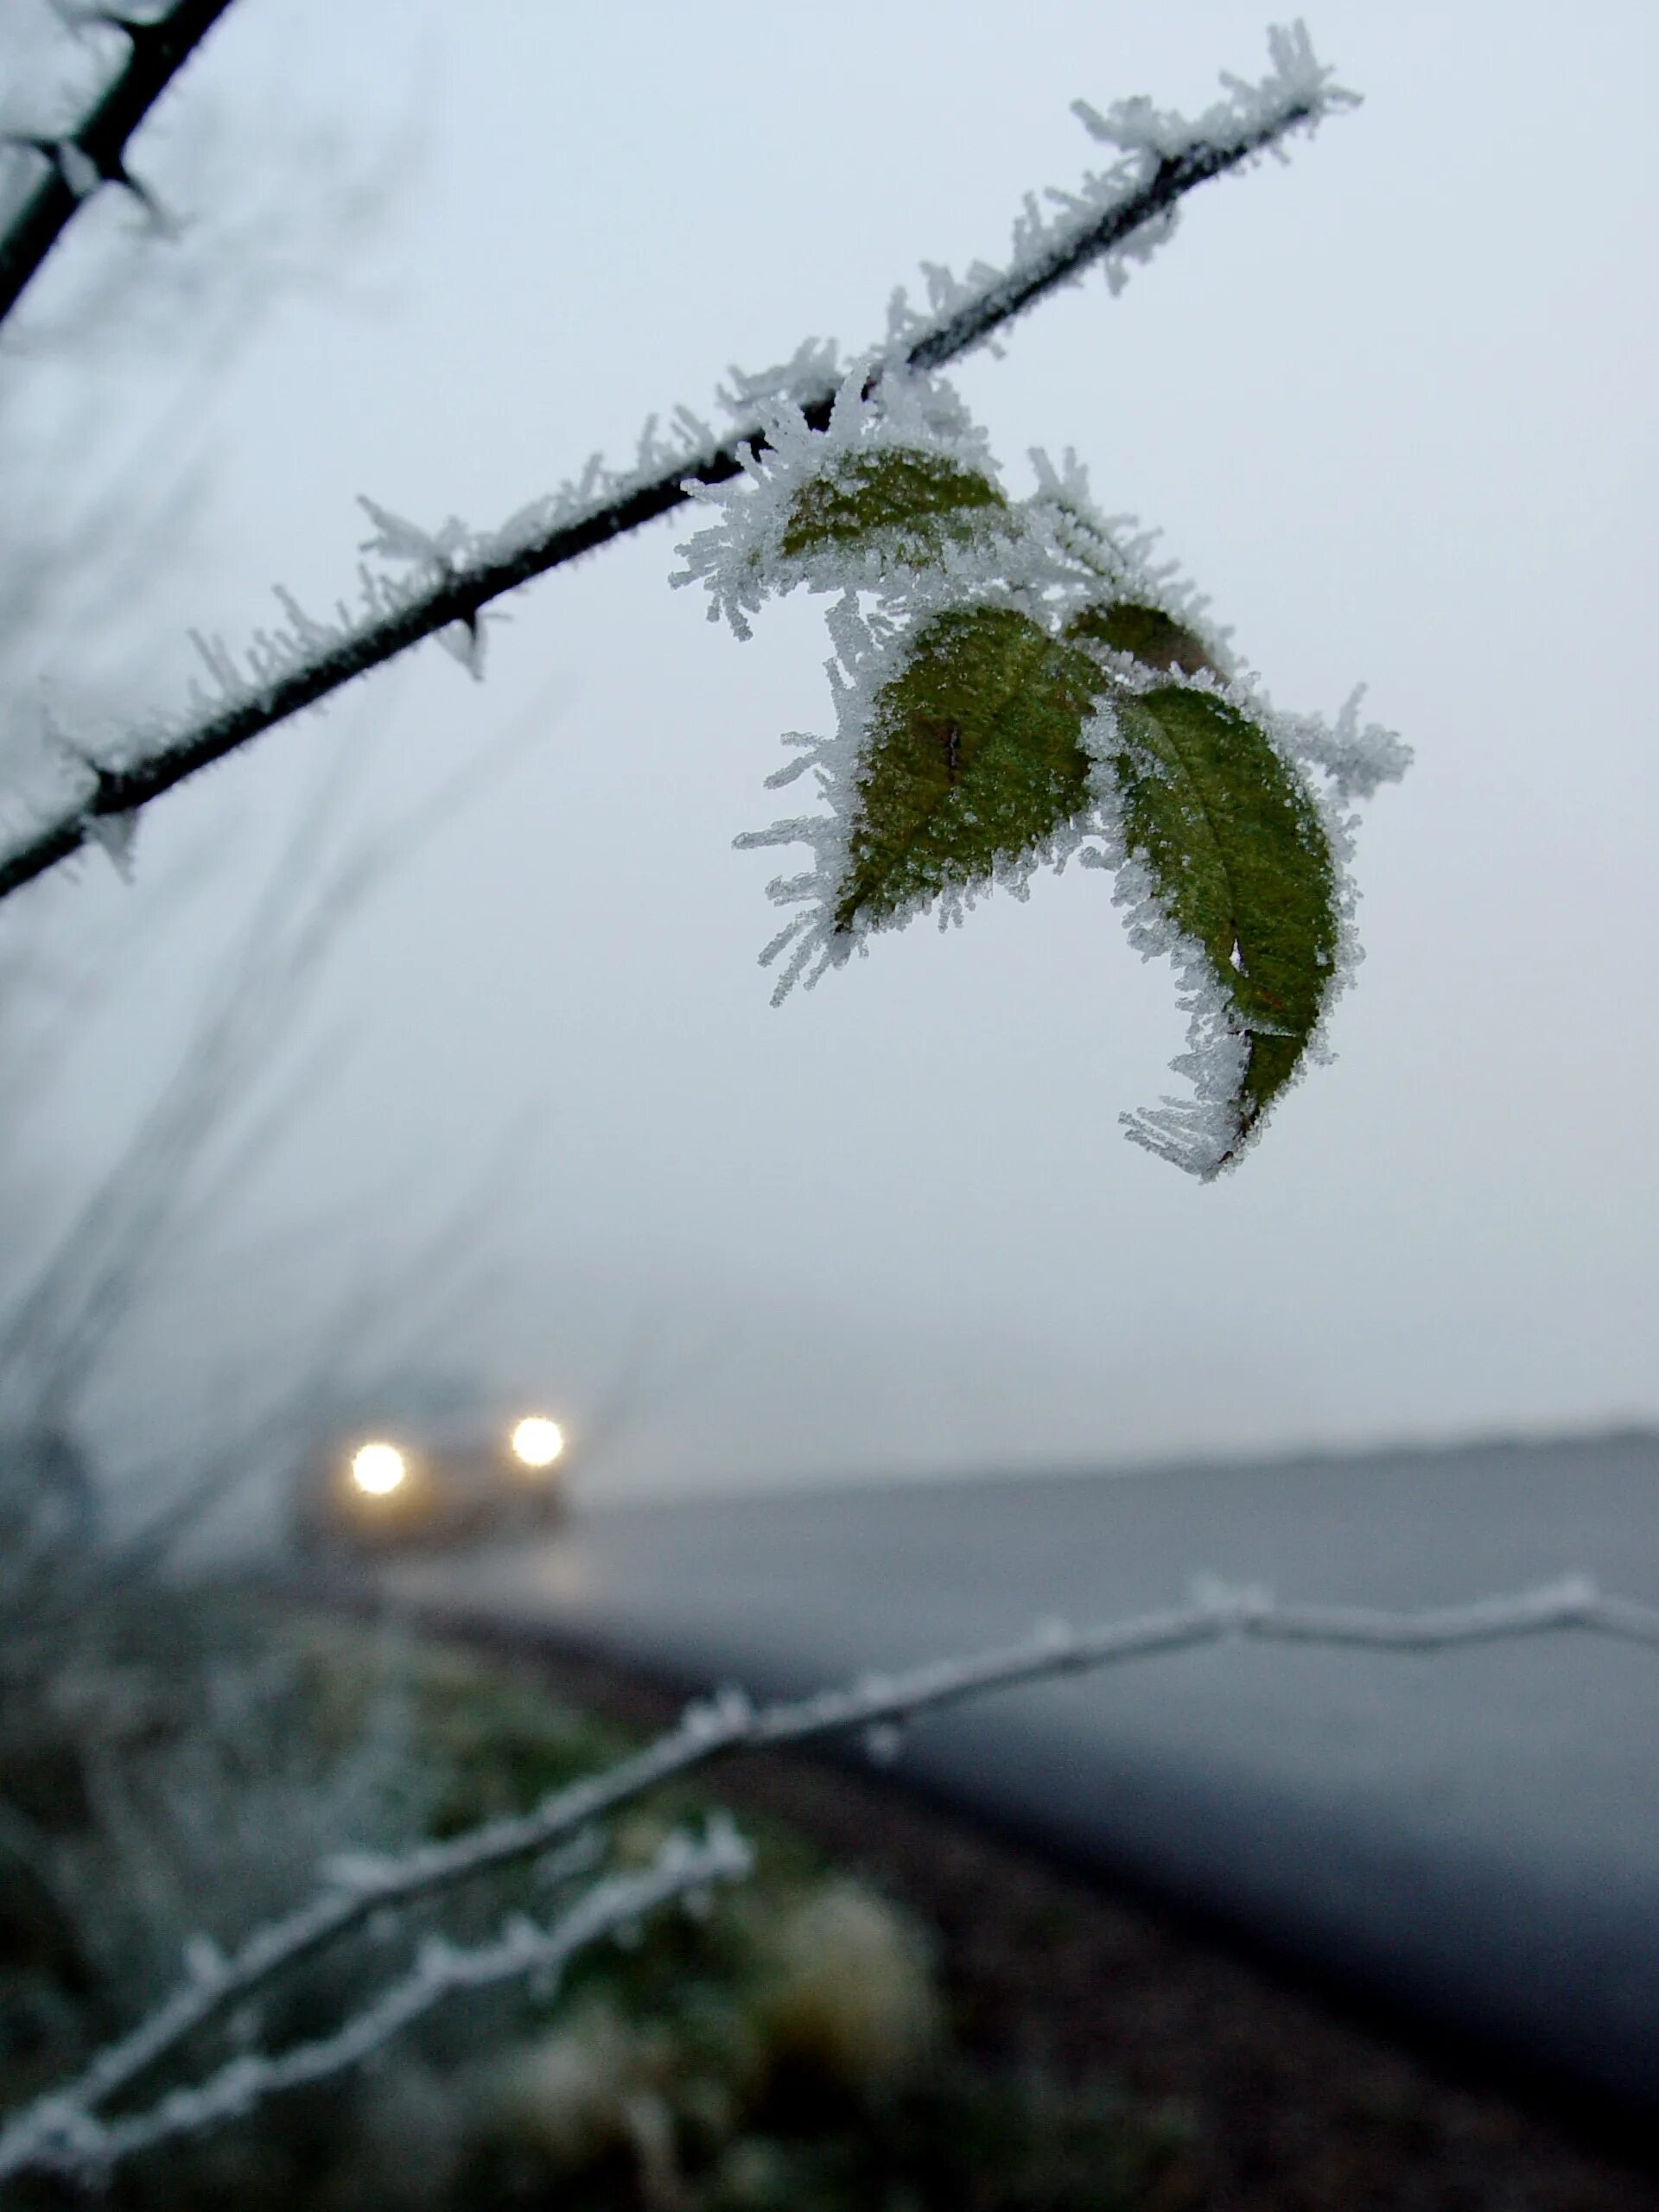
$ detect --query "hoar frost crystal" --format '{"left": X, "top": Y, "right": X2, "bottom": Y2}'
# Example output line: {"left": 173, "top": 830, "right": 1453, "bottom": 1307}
{"left": 674, "top": 370, "right": 1408, "bottom": 1180}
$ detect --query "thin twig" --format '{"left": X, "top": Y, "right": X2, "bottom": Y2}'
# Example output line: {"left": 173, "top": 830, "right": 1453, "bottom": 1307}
{"left": 0, "top": 655, "right": 549, "bottom": 1421}
{"left": 2, "top": 1568, "right": 1652, "bottom": 2184}
{"left": 0, "top": 33, "right": 1346, "bottom": 906}
{"left": 0, "top": 0, "right": 238, "bottom": 332}
{"left": 3, "top": 1822, "right": 751, "bottom": 2183}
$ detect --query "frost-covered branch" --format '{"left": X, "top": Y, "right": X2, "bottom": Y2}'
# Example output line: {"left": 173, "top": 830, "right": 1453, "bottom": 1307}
{"left": 0, "top": 0, "right": 236, "bottom": 331}
{"left": 0, "top": 24, "right": 1351, "bottom": 907}
{"left": 0, "top": 1821, "right": 753, "bottom": 2185}
{"left": 3, "top": 1569, "right": 1654, "bottom": 2184}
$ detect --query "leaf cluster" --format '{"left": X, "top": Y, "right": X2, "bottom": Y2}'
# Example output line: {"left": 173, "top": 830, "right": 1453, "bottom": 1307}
{"left": 679, "top": 380, "right": 1405, "bottom": 1177}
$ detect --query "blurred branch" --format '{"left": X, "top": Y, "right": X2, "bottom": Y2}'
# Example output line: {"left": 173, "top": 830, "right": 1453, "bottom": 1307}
{"left": 5, "top": 1570, "right": 1655, "bottom": 2183}
{"left": 0, "top": 666, "right": 550, "bottom": 1438}
{"left": 0, "top": 0, "right": 238, "bottom": 333}
{"left": 3, "top": 1821, "right": 750, "bottom": 2183}
{"left": 0, "top": 34, "right": 1347, "bottom": 904}
{"left": 106, "top": 1104, "right": 544, "bottom": 1583}
{"left": 563, "top": 1309, "right": 734, "bottom": 1491}
{"left": 0, "top": 750, "right": 373, "bottom": 1414}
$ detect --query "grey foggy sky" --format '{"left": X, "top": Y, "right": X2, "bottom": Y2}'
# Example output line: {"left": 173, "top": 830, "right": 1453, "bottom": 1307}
{"left": 9, "top": 1, "right": 1659, "bottom": 1500}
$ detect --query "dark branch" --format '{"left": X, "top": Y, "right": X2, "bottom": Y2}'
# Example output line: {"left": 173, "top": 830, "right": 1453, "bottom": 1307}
{"left": 0, "top": 90, "right": 1331, "bottom": 907}
{"left": 0, "top": 0, "right": 238, "bottom": 333}
{"left": 905, "top": 113, "right": 1314, "bottom": 371}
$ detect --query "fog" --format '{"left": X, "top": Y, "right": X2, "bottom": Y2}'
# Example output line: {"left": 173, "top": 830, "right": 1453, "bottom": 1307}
{"left": 7, "top": 0, "right": 1657, "bottom": 1516}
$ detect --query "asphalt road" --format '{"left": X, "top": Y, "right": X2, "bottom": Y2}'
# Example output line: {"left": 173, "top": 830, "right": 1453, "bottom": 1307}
{"left": 382, "top": 1430, "right": 1659, "bottom": 2116}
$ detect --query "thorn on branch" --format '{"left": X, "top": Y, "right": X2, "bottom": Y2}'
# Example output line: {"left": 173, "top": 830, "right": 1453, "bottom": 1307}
{"left": 81, "top": 810, "right": 139, "bottom": 880}
{"left": 46, "top": 3, "right": 156, "bottom": 39}
{"left": 43, "top": 713, "right": 138, "bottom": 877}
{"left": 72, "top": 759, "right": 141, "bottom": 880}
{"left": 104, "top": 10, "right": 187, "bottom": 50}
{"left": 6, "top": 130, "right": 161, "bottom": 219}
{"left": 7, "top": 134, "right": 99, "bottom": 203}
{"left": 435, "top": 612, "right": 486, "bottom": 681}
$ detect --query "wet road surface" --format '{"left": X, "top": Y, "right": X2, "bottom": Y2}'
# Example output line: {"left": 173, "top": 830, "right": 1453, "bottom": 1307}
{"left": 382, "top": 1431, "right": 1659, "bottom": 2113}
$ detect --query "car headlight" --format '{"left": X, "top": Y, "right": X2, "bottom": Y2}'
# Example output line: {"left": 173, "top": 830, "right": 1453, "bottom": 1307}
{"left": 510, "top": 1415, "right": 563, "bottom": 1470}
{"left": 350, "top": 1440, "right": 407, "bottom": 1496}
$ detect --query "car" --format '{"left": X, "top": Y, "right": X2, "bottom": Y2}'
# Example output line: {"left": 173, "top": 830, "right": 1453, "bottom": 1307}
{"left": 291, "top": 1407, "right": 570, "bottom": 1558}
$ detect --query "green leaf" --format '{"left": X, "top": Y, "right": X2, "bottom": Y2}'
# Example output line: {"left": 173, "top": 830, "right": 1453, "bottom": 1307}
{"left": 835, "top": 607, "right": 1105, "bottom": 934}
{"left": 1105, "top": 685, "right": 1339, "bottom": 1153}
{"left": 1066, "top": 601, "right": 1220, "bottom": 679}
{"left": 780, "top": 448, "right": 1009, "bottom": 566}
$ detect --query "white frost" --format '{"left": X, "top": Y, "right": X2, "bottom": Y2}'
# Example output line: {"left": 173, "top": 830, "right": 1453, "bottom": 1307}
{"left": 671, "top": 365, "right": 1011, "bottom": 639}
{"left": 701, "top": 397, "right": 1405, "bottom": 1176}
{"left": 1071, "top": 22, "right": 1347, "bottom": 166}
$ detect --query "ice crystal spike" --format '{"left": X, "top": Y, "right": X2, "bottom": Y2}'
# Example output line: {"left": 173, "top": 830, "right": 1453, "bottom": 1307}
{"left": 673, "top": 369, "right": 1007, "bottom": 637}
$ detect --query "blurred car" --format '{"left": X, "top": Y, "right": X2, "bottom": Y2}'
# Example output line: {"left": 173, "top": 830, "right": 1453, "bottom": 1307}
{"left": 291, "top": 1408, "right": 570, "bottom": 1558}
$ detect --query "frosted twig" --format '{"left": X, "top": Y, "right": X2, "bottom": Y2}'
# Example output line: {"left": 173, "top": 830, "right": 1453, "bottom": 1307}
{"left": 2, "top": 1569, "right": 1652, "bottom": 2186}
{"left": 0, "top": 0, "right": 235, "bottom": 330}
{"left": 0, "top": 1821, "right": 752, "bottom": 2185}
{"left": 0, "top": 26, "right": 1350, "bottom": 906}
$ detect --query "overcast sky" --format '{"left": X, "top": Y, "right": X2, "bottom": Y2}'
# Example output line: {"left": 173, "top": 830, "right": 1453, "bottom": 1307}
{"left": 6, "top": 1, "right": 1657, "bottom": 1506}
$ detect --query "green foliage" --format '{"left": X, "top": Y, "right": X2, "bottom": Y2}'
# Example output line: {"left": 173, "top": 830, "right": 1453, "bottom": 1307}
{"left": 1, "top": 1611, "right": 1185, "bottom": 2212}
{"left": 687, "top": 378, "right": 1399, "bottom": 1170}
{"left": 779, "top": 448, "right": 1007, "bottom": 567}
{"left": 1065, "top": 600, "right": 1219, "bottom": 679}
{"left": 1103, "top": 685, "right": 1338, "bottom": 1149}
{"left": 835, "top": 607, "right": 1104, "bottom": 934}
{"left": 685, "top": 2067, "right": 1194, "bottom": 2212}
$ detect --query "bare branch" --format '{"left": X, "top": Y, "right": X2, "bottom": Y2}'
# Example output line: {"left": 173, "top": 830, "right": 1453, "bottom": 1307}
{"left": 0, "top": 29, "right": 1351, "bottom": 907}
{"left": 3, "top": 1569, "right": 1653, "bottom": 2184}
{"left": 0, "top": 0, "right": 238, "bottom": 333}
{"left": 2, "top": 1821, "right": 752, "bottom": 2183}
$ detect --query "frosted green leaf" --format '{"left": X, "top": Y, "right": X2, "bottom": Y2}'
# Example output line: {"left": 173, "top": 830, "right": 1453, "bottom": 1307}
{"left": 1066, "top": 600, "right": 1220, "bottom": 678}
{"left": 780, "top": 448, "right": 1008, "bottom": 566}
{"left": 1106, "top": 685, "right": 1339, "bottom": 1151}
{"left": 836, "top": 607, "right": 1104, "bottom": 934}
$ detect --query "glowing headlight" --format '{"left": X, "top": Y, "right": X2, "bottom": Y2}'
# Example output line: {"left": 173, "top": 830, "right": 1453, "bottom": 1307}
{"left": 350, "top": 1441, "right": 407, "bottom": 1496}
{"left": 510, "top": 1415, "right": 563, "bottom": 1469}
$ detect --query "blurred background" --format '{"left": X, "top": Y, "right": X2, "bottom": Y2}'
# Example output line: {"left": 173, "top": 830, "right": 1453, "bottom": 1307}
{"left": 3, "top": 0, "right": 1656, "bottom": 1548}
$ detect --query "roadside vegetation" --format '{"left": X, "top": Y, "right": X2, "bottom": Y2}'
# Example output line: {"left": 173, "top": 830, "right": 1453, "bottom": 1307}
{"left": 0, "top": 1543, "right": 1192, "bottom": 2212}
